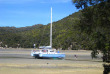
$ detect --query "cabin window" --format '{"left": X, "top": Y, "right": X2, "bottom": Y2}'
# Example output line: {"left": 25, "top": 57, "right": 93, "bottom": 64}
{"left": 42, "top": 50, "right": 47, "bottom": 52}
{"left": 50, "top": 50, "right": 54, "bottom": 52}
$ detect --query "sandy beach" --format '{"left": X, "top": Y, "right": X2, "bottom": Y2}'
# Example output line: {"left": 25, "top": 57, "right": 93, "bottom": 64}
{"left": 0, "top": 48, "right": 103, "bottom": 74}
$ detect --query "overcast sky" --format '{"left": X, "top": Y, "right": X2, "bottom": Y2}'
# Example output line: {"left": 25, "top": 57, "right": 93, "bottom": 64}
{"left": 0, "top": 0, "right": 79, "bottom": 27}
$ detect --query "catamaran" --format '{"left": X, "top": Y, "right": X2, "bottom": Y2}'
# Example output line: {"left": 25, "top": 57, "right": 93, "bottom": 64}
{"left": 31, "top": 7, "right": 65, "bottom": 59}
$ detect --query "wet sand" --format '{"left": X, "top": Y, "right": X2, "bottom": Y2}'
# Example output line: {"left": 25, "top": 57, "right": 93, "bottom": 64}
{"left": 0, "top": 48, "right": 103, "bottom": 74}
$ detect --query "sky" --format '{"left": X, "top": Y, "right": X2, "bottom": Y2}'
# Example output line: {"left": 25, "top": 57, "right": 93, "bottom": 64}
{"left": 0, "top": 0, "right": 79, "bottom": 27}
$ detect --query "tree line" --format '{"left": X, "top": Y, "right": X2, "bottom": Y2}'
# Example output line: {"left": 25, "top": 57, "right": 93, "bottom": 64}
{"left": 72, "top": 0, "right": 110, "bottom": 74}
{"left": 0, "top": 11, "right": 82, "bottom": 50}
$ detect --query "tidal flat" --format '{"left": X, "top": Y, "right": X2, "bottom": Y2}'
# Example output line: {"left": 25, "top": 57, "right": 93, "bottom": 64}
{"left": 0, "top": 48, "right": 103, "bottom": 74}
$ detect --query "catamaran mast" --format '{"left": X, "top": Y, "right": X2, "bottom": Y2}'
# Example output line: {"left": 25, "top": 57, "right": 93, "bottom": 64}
{"left": 50, "top": 7, "right": 52, "bottom": 48}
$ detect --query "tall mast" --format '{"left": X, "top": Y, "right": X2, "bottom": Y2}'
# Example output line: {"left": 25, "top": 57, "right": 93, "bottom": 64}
{"left": 50, "top": 7, "right": 52, "bottom": 48}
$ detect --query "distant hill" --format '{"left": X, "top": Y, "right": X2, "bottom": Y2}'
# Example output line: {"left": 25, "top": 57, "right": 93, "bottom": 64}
{"left": 0, "top": 11, "right": 81, "bottom": 49}
{"left": 0, "top": 24, "right": 44, "bottom": 33}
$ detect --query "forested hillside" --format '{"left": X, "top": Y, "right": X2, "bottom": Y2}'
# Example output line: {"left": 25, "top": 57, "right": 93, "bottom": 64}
{"left": 0, "top": 0, "right": 110, "bottom": 52}
{"left": 72, "top": 0, "right": 110, "bottom": 73}
{"left": 0, "top": 11, "right": 81, "bottom": 49}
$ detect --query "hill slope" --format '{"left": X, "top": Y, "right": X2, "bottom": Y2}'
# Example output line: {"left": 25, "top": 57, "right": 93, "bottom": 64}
{"left": 0, "top": 11, "right": 81, "bottom": 49}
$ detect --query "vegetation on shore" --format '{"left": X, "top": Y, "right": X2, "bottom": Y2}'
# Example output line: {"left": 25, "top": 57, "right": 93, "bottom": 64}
{"left": 0, "top": 0, "right": 110, "bottom": 53}
{"left": 0, "top": 11, "right": 82, "bottom": 50}
{"left": 72, "top": 0, "right": 110, "bottom": 74}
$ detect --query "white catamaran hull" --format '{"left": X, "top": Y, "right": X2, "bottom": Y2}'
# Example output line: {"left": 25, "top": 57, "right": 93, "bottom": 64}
{"left": 31, "top": 49, "right": 65, "bottom": 59}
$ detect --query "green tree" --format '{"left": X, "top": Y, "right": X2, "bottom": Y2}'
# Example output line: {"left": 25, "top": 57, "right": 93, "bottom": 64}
{"left": 72, "top": 0, "right": 110, "bottom": 74}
